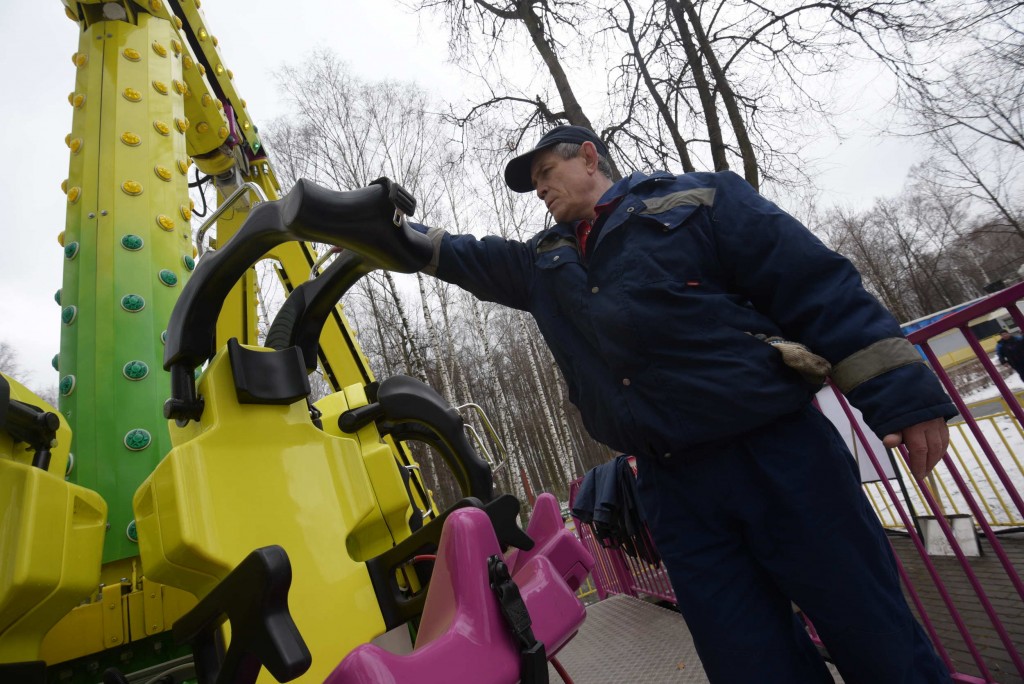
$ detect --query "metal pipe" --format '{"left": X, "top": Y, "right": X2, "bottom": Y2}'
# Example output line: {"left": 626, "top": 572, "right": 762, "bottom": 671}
{"left": 195, "top": 182, "right": 269, "bottom": 257}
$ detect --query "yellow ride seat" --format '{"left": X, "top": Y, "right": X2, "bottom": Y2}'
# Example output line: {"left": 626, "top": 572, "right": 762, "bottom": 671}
{"left": 133, "top": 342, "right": 400, "bottom": 682}
{"left": 0, "top": 375, "right": 106, "bottom": 664}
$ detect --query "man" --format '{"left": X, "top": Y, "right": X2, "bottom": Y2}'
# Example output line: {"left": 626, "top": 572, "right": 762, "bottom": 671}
{"left": 996, "top": 329, "right": 1024, "bottom": 380}
{"left": 411, "top": 125, "right": 955, "bottom": 682}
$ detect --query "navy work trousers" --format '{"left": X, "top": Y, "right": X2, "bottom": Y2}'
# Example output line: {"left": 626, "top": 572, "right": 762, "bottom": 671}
{"left": 635, "top": 406, "right": 951, "bottom": 684}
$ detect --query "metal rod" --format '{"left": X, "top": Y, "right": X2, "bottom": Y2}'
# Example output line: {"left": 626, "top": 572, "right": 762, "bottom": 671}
{"left": 456, "top": 402, "right": 508, "bottom": 472}
{"left": 195, "top": 182, "right": 269, "bottom": 257}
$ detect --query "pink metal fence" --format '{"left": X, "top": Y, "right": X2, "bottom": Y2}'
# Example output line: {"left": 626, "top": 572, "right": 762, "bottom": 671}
{"left": 569, "top": 281, "right": 1024, "bottom": 684}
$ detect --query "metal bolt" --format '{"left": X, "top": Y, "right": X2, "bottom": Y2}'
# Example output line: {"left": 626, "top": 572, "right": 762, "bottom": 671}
{"left": 100, "top": 210, "right": 108, "bottom": 216}
{"left": 88, "top": 212, "right": 95, "bottom": 219}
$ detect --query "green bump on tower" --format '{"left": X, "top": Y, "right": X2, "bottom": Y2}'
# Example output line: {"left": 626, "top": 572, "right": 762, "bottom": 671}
{"left": 158, "top": 269, "right": 178, "bottom": 287}
{"left": 121, "top": 294, "right": 145, "bottom": 312}
{"left": 51, "top": 354, "right": 59, "bottom": 371}
{"left": 64, "top": 241, "right": 80, "bottom": 260}
{"left": 126, "top": 519, "right": 139, "bottom": 543}
{"left": 121, "top": 234, "right": 144, "bottom": 251}
{"left": 54, "top": 289, "right": 62, "bottom": 305}
{"left": 65, "top": 452, "right": 74, "bottom": 477}
{"left": 59, "top": 375, "right": 76, "bottom": 396}
{"left": 182, "top": 254, "right": 195, "bottom": 271}
{"left": 61, "top": 306, "right": 77, "bottom": 325}
{"left": 123, "top": 360, "right": 149, "bottom": 380}
{"left": 124, "top": 428, "right": 152, "bottom": 451}
{"left": 160, "top": 330, "right": 167, "bottom": 345}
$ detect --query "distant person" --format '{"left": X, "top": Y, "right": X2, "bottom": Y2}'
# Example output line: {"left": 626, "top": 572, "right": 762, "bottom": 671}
{"left": 996, "top": 330, "right": 1024, "bottom": 380}
{"left": 372, "top": 125, "right": 955, "bottom": 683}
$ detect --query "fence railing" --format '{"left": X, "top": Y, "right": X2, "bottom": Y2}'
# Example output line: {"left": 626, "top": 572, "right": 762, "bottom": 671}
{"left": 569, "top": 281, "right": 1024, "bottom": 684}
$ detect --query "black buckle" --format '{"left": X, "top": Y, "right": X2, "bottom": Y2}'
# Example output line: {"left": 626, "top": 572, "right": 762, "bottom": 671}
{"left": 488, "top": 555, "right": 548, "bottom": 684}
{"left": 370, "top": 176, "right": 417, "bottom": 224}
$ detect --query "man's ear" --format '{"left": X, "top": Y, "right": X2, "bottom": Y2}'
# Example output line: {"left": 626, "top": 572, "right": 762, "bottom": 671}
{"left": 580, "top": 141, "right": 600, "bottom": 173}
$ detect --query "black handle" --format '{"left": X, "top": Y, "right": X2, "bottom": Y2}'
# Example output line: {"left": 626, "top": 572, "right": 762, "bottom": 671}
{"left": 0, "top": 375, "right": 61, "bottom": 470}
{"left": 339, "top": 375, "right": 494, "bottom": 503}
{"left": 173, "top": 545, "right": 311, "bottom": 684}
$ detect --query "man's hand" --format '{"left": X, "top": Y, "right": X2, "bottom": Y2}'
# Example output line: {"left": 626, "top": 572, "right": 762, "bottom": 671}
{"left": 882, "top": 417, "right": 949, "bottom": 479}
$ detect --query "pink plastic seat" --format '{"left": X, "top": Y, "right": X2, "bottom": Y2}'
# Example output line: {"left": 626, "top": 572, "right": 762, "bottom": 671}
{"left": 327, "top": 504, "right": 590, "bottom": 684}
{"left": 505, "top": 493, "right": 594, "bottom": 591}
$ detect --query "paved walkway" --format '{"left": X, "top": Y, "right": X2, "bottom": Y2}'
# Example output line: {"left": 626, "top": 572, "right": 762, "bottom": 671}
{"left": 549, "top": 595, "right": 843, "bottom": 683}
{"left": 554, "top": 533, "right": 1022, "bottom": 683}
{"left": 892, "top": 532, "right": 1024, "bottom": 684}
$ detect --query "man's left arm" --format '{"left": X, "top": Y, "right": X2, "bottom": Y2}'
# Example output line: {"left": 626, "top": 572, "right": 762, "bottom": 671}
{"left": 707, "top": 171, "right": 956, "bottom": 477}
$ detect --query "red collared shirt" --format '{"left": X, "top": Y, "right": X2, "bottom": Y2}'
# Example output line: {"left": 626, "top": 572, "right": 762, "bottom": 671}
{"left": 576, "top": 197, "right": 621, "bottom": 256}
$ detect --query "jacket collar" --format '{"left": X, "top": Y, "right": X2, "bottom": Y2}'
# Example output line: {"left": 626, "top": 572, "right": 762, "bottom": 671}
{"left": 539, "top": 170, "right": 676, "bottom": 242}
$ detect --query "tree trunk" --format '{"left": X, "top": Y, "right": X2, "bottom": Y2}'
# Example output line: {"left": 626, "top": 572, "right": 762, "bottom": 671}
{"left": 517, "top": 0, "right": 623, "bottom": 180}
{"left": 663, "top": 0, "right": 728, "bottom": 173}
{"left": 622, "top": 0, "right": 695, "bottom": 172}
{"left": 673, "top": 0, "right": 760, "bottom": 189}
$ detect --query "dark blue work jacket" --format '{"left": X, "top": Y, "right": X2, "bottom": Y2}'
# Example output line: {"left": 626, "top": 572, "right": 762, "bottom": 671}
{"left": 420, "top": 170, "right": 955, "bottom": 459}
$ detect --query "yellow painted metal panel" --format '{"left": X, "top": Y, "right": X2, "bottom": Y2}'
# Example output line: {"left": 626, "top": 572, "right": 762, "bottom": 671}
{"left": 0, "top": 460, "right": 106, "bottom": 663}
{"left": 100, "top": 584, "right": 124, "bottom": 650}
{"left": 134, "top": 346, "right": 388, "bottom": 681}
{"left": 142, "top": 578, "right": 164, "bottom": 636}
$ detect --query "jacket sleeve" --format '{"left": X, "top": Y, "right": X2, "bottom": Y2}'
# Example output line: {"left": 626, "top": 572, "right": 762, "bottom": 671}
{"left": 706, "top": 171, "right": 956, "bottom": 437}
{"left": 410, "top": 222, "right": 536, "bottom": 311}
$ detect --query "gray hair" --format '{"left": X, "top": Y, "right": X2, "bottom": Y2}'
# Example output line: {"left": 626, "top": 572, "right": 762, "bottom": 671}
{"left": 550, "top": 142, "right": 614, "bottom": 180}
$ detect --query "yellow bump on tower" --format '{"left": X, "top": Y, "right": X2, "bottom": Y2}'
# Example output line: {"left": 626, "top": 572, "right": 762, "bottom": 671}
{"left": 123, "top": 88, "right": 142, "bottom": 102}
{"left": 157, "top": 215, "right": 175, "bottom": 232}
{"left": 122, "top": 181, "right": 143, "bottom": 196}
{"left": 67, "top": 187, "right": 81, "bottom": 204}
{"left": 153, "top": 121, "right": 170, "bottom": 136}
{"left": 123, "top": 48, "right": 141, "bottom": 62}
{"left": 69, "top": 139, "right": 83, "bottom": 154}
{"left": 154, "top": 166, "right": 173, "bottom": 182}
{"left": 153, "top": 81, "right": 169, "bottom": 95}
{"left": 152, "top": 41, "right": 167, "bottom": 57}
{"left": 121, "top": 131, "right": 141, "bottom": 146}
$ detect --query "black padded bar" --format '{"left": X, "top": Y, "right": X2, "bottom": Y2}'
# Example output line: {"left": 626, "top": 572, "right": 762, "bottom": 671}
{"left": 164, "top": 178, "right": 429, "bottom": 372}
{"left": 264, "top": 250, "right": 374, "bottom": 371}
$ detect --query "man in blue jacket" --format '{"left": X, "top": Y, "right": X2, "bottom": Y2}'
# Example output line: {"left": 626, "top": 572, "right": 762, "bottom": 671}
{"left": 414, "top": 125, "right": 955, "bottom": 682}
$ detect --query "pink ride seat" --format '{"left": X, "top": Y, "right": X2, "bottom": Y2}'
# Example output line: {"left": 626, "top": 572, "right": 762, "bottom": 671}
{"left": 505, "top": 493, "right": 593, "bottom": 591}
{"left": 327, "top": 501, "right": 592, "bottom": 684}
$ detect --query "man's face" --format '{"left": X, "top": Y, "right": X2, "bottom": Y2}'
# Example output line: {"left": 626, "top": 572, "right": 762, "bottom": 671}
{"left": 530, "top": 148, "right": 595, "bottom": 223}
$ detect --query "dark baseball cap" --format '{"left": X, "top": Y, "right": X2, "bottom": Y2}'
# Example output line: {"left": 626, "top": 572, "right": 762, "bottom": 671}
{"left": 504, "top": 125, "right": 609, "bottom": 193}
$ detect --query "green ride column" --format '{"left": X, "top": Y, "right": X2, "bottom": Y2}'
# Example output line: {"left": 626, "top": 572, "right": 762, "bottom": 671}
{"left": 59, "top": 10, "right": 194, "bottom": 563}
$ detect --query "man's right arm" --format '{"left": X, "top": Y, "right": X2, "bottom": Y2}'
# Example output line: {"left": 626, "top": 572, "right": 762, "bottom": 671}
{"left": 414, "top": 224, "right": 536, "bottom": 311}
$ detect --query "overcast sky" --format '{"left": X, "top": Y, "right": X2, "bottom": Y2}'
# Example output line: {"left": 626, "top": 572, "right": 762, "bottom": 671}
{"left": 0, "top": 1, "right": 924, "bottom": 393}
